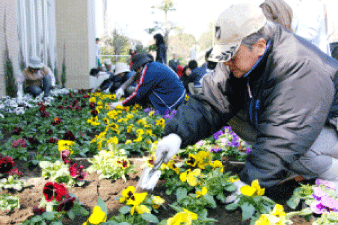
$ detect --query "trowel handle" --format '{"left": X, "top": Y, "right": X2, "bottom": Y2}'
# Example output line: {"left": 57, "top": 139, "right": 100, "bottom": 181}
{"left": 152, "top": 152, "right": 167, "bottom": 171}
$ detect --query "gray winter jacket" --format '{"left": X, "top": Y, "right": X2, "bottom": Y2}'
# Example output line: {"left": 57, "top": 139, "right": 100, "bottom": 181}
{"left": 164, "top": 24, "right": 338, "bottom": 187}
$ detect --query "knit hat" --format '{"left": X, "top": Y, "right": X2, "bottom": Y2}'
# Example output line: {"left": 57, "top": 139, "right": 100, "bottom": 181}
{"left": 209, "top": 4, "right": 267, "bottom": 62}
{"left": 28, "top": 56, "right": 44, "bottom": 69}
{"left": 130, "top": 53, "right": 153, "bottom": 71}
{"left": 114, "top": 63, "right": 130, "bottom": 76}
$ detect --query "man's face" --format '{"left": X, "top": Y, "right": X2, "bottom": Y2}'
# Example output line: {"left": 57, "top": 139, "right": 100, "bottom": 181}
{"left": 29, "top": 68, "right": 40, "bottom": 73}
{"left": 224, "top": 38, "right": 266, "bottom": 78}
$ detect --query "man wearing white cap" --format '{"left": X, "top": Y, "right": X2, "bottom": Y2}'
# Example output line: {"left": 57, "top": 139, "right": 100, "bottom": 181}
{"left": 153, "top": 3, "right": 338, "bottom": 202}
{"left": 17, "top": 56, "right": 55, "bottom": 99}
{"left": 106, "top": 62, "right": 136, "bottom": 96}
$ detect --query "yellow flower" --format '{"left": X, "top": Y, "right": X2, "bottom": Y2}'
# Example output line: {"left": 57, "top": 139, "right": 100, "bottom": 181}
{"left": 97, "top": 100, "right": 103, "bottom": 106}
{"left": 255, "top": 204, "right": 286, "bottom": 225}
{"left": 105, "top": 103, "right": 110, "bottom": 110}
{"left": 89, "top": 97, "right": 96, "bottom": 103}
{"left": 87, "top": 116, "right": 100, "bottom": 126}
{"left": 119, "top": 186, "right": 135, "bottom": 203}
{"left": 116, "top": 158, "right": 130, "bottom": 169}
{"left": 103, "top": 117, "right": 110, "bottom": 125}
{"left": 151, "top": 195, "right": 165, "bottom": 209}
{"left": 125, "top": 140, "right": 132, "bottom": 145}
{"left": 116, "top": 105, "right": 124, "bottom": 110}
{"left": 107, "top": 110, "right": 118, "bottom": 119}
{"left": 106, "top": 123, "right": 119, "bottom": 132}
{"left": 136, "top": 129, "right": 144, "bottom": 135}
{"left": 126, "top": 114, "right": 134, "bottom": 120}
{"left": 212, "top": 160, "right": 224, "bottom": 173}
{"left": 146, "top": 129, "right": 153, "bottom": 136}
{"left": 167, "top": 208, "right": 198, "bottom": 225}
{"left": 108, "top": 94, "right": 116, "bottom": 100}
{"left": 137, "top": 118, "right": 147, "bottom": 125}
{"left": 107, "top": 136, "right": 119, "bottom": 145}
{"left": 133, "top": 135, "right": 143, "bottom": 142}
{"left": 58, "top": 140, "right": 75, "bottom": 154}
{"left": 86, "top": 206, "right": 106, "bottom": 224}
{"left": 126, "top": 192, "right": 149, "bottom": 215}
{"left": 186, "top": 154, "right": 197, "bottom": 167}
{"left": 167, "top": 160, "right": 180, "bottom": 175}
{"left": 185, "top": 94, "right": 189, "bottom": 101}
{"left": 187, "top": 169, "right": 201, "bottom": 187}
{"left": 196, "top": 187, "right": 208, "bottom": 198}
{"left": 145, "top": 139, "right": 152, "bottom": 144}
{"left": 179, "top": 169, "right": 191, "bottom": 183}
{"left": 195, "top": 151, "right": 211, "bottom": 169}
{"left": 126, "top": 125, "right": 133, "bottom": 133}
{"left": 240, "top": 179, "right": 265, "bottom": 196}
{"left": 149, "top": 111, "right": 155, "bottom": 116}
{"left": 255, "top": 214, "right": 270, "bottom": 225}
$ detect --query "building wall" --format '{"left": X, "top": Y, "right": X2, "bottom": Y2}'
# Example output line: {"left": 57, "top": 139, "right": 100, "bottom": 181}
{"left": 0, "top": 0, "right": 19, "bottom": 97}
{"left": 55, "top": 0, "right": 96, "bottom": 89}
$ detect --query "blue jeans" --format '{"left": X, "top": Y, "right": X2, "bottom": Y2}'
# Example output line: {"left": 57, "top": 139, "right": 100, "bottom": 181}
{"left": 25, "top": 75, "right": 52, "bottom": 98}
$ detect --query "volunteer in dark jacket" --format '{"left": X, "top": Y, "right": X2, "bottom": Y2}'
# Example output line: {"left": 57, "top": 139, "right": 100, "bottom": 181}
{"left": 153, "top": 33, "right": 167, "bottom": 65}
{"left": 153, "top": 4, "right": 338, "bottom": 202}
{"left": 109, "top": 53, "right": 186, "bottom": 115}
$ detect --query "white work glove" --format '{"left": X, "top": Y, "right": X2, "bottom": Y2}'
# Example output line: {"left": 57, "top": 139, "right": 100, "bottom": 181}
{"left": 223, "top": 180, "right": 247, "bottom": 204}
{"left": 154, "top": 133, "right": 182, "bottom": 165}
{"left": 115, "top": 88, "right": 124, "bottom": 99}
{"left": 108, "top": 101, "right": 123, "bottom": 110}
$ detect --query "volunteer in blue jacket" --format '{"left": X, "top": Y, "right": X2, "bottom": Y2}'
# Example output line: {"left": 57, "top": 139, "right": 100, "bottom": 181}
{"left": 108, "top": 53, "right": 186, "bottom": 115}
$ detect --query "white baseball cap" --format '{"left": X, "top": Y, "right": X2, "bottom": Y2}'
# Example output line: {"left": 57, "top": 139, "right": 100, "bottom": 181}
{"left": 209, "top": 4, "right": 267, "bottom": 62}
{"left": 104, "top": 59, "right": 112, "bottom": 65}
{"left": 114, "top": 63, "right": 130, "bottom": 76}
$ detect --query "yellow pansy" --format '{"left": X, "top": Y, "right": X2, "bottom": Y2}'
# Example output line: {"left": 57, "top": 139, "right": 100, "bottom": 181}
{"left": 144, "top": 124, "right": 151, "bottom": 128}
{"left": 116, "top": 105, "right": 124, "bottom": 110}
{"left": 133, "top": 135, "right": 143, "bottom": 142}
{"left": 212, "top": 160, "right": 224, "bottom": 173}
{"left": 151, "top": 195, "right": 165, "bottom": 209}
{"left": 149, "top": 111, "right": 155, "bottom": 117}
{"left": 145, "top": 139, "right": 152, "bottom": 144}
{"left": 136, "top": 129, "right": 144, "bottom": 135}
{"left": 240, "top": 179, "right": 265, "bottom": 196}
{"left": 187, "top": 169, "right": 201, "bottom": 187}
{"left": 126, "top": 114, "right": 134, "bottom": 120}
{"left": 255, "top": 204, "right": 286, "bottom": 225}
{"left": 137, "top": 118, "right": 147, "bottom": 125}
{"left": 167, "top": 160, "right": 180, "bottom": 175}
{"left": 108, "top": 94, "right": 116, "bottom": 100}
{"left": 89, "top": 97, "right": 96, "bottom": 103}
{"left": 179, "top": 169, "right": 191, "bottom": 183}
{"left": 126, "top": 192, "right": 149, "bottom": 215}
{"left": 195, "top": 151, "right": 211, "bottom": 169}
{"left": 87, "top": 116, "right": 100, "bottom": 126}
{"left": 106, "top": 123, "right": 119, "bottom": 132}
{"left": 107, "top": 136, "right": 119, "bottom": 145}
{"left": 119, "top": 186, "right": 135, "bottom": 203}
{"left": 240, "top": 185, "right": 256, "bottom": 196}
{"left": 86, "top": 206, "right": 106, "bottom": 224}
{"left": 105, "top": 103, "right": 110, "bottom": 110}
{"left": 255, "top": 214, "right": 270, "bottom": 225}
{"left": 58, "top": 140, "right": 75, "bottom": 154}
{"left": 186, "top": 154, "right": 197, "bottom": 167}
{"left": 167, "top": 208, "right": 198, "bottom": 225}
{"left": 185, "top": 94, "right": 189, "bottom": 101}
{"left": 196, "top": 187, "right": 208, "bottom": 198}
{"left": 251, "top": 180, "right": 265, "bottom": 196}
{"left": 107, "top": 110, "right": 118, "bottom": 119}
{"left": 103, "top": 117, "right": 110, "bottom": 125}
{"left": 126, "top": 125, "right": 133, "bottom": 133}
{"left": 90, "top": 135, "right": 99, "bottom": 143}
{"left": 125, "top": 140, "right": 132, "bottom": 145}
{"left": 97, "top": 100, "right": 103, "bottom": 106}
{"left": 146, "top": 129, "right": 153, "bottom": 136}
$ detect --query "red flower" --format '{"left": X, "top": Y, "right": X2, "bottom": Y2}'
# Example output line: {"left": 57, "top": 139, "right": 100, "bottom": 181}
{"left": 47, "top": 137, "right": 59, "bottom": 144}
{"left": 12, "top": 138, "right": 26, "bottom": 148}
{"left": 63, "top": 131, "right": 75, "bottom": 141}
{"left": 43, "top": 182, "right": 69, "bottom": 202}
{"left": 83, "top": 94, "right": 90, "bottom": 98}
{"left": 91, "top": 109, "right": 98, "bottom": 117}
{"left": 89, "top": 102, "right": 96, "bottom": 109}
{"left": 12, "top": 126, "right": 23, "bottom": 135}
{"left": 46, "top": 129, "right": 53, "bottom": 135}
{"left": 75, "top": 105, "right": 81, "bottom": 111}
{"left": 51, "top": 117, "right": 61, "bottom": 126}
{"left": 0, "top": 156, "right": 15, "bottom": 174}
{"left": 60, "top": 150, "right": 72, "bottom": 164}
{"left": 8, "top": 168, "right": 23, "bottom": 177}
{"left": 57, "top": 105, "right": 64, "bottom": 109}
{"left": 33, "top": 206, "right": 46, "bottom": 215}
{"left": 65, "top": 105, "right": 73, "bottom": 110}
{"left": 69, "top": 163, "right": 86, "bottom": 181}
{"left": 28, "top": 137, "right": 40, "bottom": 145}
{"left": 56, "top": 196, "right": 76, "bottom": 212}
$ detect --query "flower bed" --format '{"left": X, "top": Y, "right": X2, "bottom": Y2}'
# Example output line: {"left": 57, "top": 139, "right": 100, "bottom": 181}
{"left": 0, "top": 89, "right": 336, "bottom": 224}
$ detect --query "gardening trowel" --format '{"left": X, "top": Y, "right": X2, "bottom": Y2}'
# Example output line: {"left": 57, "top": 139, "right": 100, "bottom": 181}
{"left": 136, "top": 153, "right": 167, "bottom": 192}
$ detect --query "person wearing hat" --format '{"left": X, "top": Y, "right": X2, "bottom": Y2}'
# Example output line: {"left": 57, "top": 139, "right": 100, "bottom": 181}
{"left": 17, "top": 56, "right": 55, "bottom": 99}
{"left": 109, "top": 53, "right": 186, "bottom": 115}
{"left": 106, "top": 62, "right": 136, "bottom": 96}
{"left": 153, "top": 3, "right": 338, "bottom": 202}
{"left": 104, "top": 59, "right": 114, "bottom": 74}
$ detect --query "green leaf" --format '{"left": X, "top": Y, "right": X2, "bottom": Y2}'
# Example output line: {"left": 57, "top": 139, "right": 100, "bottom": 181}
{"left": 119, "top": 205, "right": 131, "bottom": 214}
{"left": 286, "top": 196, "right": 301, "bottom": 209}
{"left": 42, "top": 211, "right": 56, "bottom": 220}
{"left": 97, "top": 197, "right": 108, "bottom": 214}
{"left": 176, "top": 187, "right": 187, "bottom": 203}
{"left": 30, "top": 215, "right": 43, "bottom": 223}
{"left": 240, "top": 202, "right": 255, "bottom": 221}
{"left": 141, "top": 213, "right": 159, "bottom": 223}
{"left": 225, "top": 203, "right": 238, "bottom": 211}
{"left": 50, "top": 221, "right": 63, "bottom": 225}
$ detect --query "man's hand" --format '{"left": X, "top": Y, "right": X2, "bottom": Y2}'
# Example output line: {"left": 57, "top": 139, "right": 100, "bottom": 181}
{"left": 154, "top": 133, "right": 182, "bottom": 165}
{"left": 223, "top": 180, "right": 247, "bottom": 204}
{"left": 108, "top": 101, "right": 123, "bottom": 110}
{"left": 115, "top": 88, "right": 124, "bottom": 99}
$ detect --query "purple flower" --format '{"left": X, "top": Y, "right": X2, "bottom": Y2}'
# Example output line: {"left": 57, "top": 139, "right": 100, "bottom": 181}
{"left": 321, "top": 196, "right": 338, "bottom": 211}
{"left": 230, "top": 131, "right": 239, "bottom": 141}
{"left": 210, "top": 148, "right": 222, "bottom": 153}
{"left": 143, "top": 108, "right": 151, "bottom": 113}
{"left": 246, "top": 147, "right": 252, "bottom": 154}
{"left": 312, "top": 187, "right": 327, "bottom": 201}
{"left": 228, "top": 140, "right": 240, "bottom": 147}
{"left": 213, "top": 130, "right": 223, "bottom": 140}
{"left": 310, "top": 196, "right": 338, "bottom": 214}
{"left": 315, "top": 179, "right": 336, "bottom": 189}
{"left": 196, "top": 141, "right": 204, "bottom": 146}
{"left": 223, "top": 126, "right": 232, "bottom": 132}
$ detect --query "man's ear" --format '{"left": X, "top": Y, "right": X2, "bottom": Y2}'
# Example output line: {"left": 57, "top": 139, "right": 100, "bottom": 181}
{"left": 256, "top": 38, "right": 267, "bottom": 56}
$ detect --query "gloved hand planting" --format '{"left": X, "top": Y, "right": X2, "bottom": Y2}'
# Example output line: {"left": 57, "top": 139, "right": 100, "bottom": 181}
{"left": 154, "top": 133, "right": 182, "bottom": 165}
{"left": 115, "top": 88, "right": 124, "bottom": 99}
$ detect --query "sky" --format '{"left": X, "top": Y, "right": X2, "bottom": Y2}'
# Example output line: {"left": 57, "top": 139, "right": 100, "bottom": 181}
{"left": 95, "top": 0, "right": 264, "bottom": 45}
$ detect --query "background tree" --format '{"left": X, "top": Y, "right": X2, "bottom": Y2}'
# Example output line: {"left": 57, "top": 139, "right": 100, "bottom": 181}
{"left": 198, "top": 22, "right": 214, "bottom": 53}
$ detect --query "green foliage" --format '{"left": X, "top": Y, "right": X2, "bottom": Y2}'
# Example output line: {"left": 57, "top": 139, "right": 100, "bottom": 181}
{"left": 4, "top": 47, "right": 17, "bottom": 97}
{"left": 0, "top": 194, "right": 20, "bottom": 213}
{"left": 61, "top": 58, "right": 66, "bottom": 88}
{"left": 198, "top": 22, "right": 214, "bottom": 52}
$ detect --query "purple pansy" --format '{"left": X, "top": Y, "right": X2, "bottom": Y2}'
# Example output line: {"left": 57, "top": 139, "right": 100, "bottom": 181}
{"left": 312, "top": 187, "right": 327, "bottom": 201}
{"left": 246, "top": 147, "right": 252, "bottom": 154}
{"left": 310, "top": 195, "right": 338, "bottom": 214}
{"left": 196, "top": 140, "right": 204, "bottom": 146}
{"left": 143, "top": 108, "right": 151, "bottom": 113}
{"left": 210, "top": 148, "right": 222, "bottom": 153}
{"left": 315, "top": 179, "right": 336, "bottom": 190}
{"left": 213, "top": 130, "right": 223, "bottom": 140}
